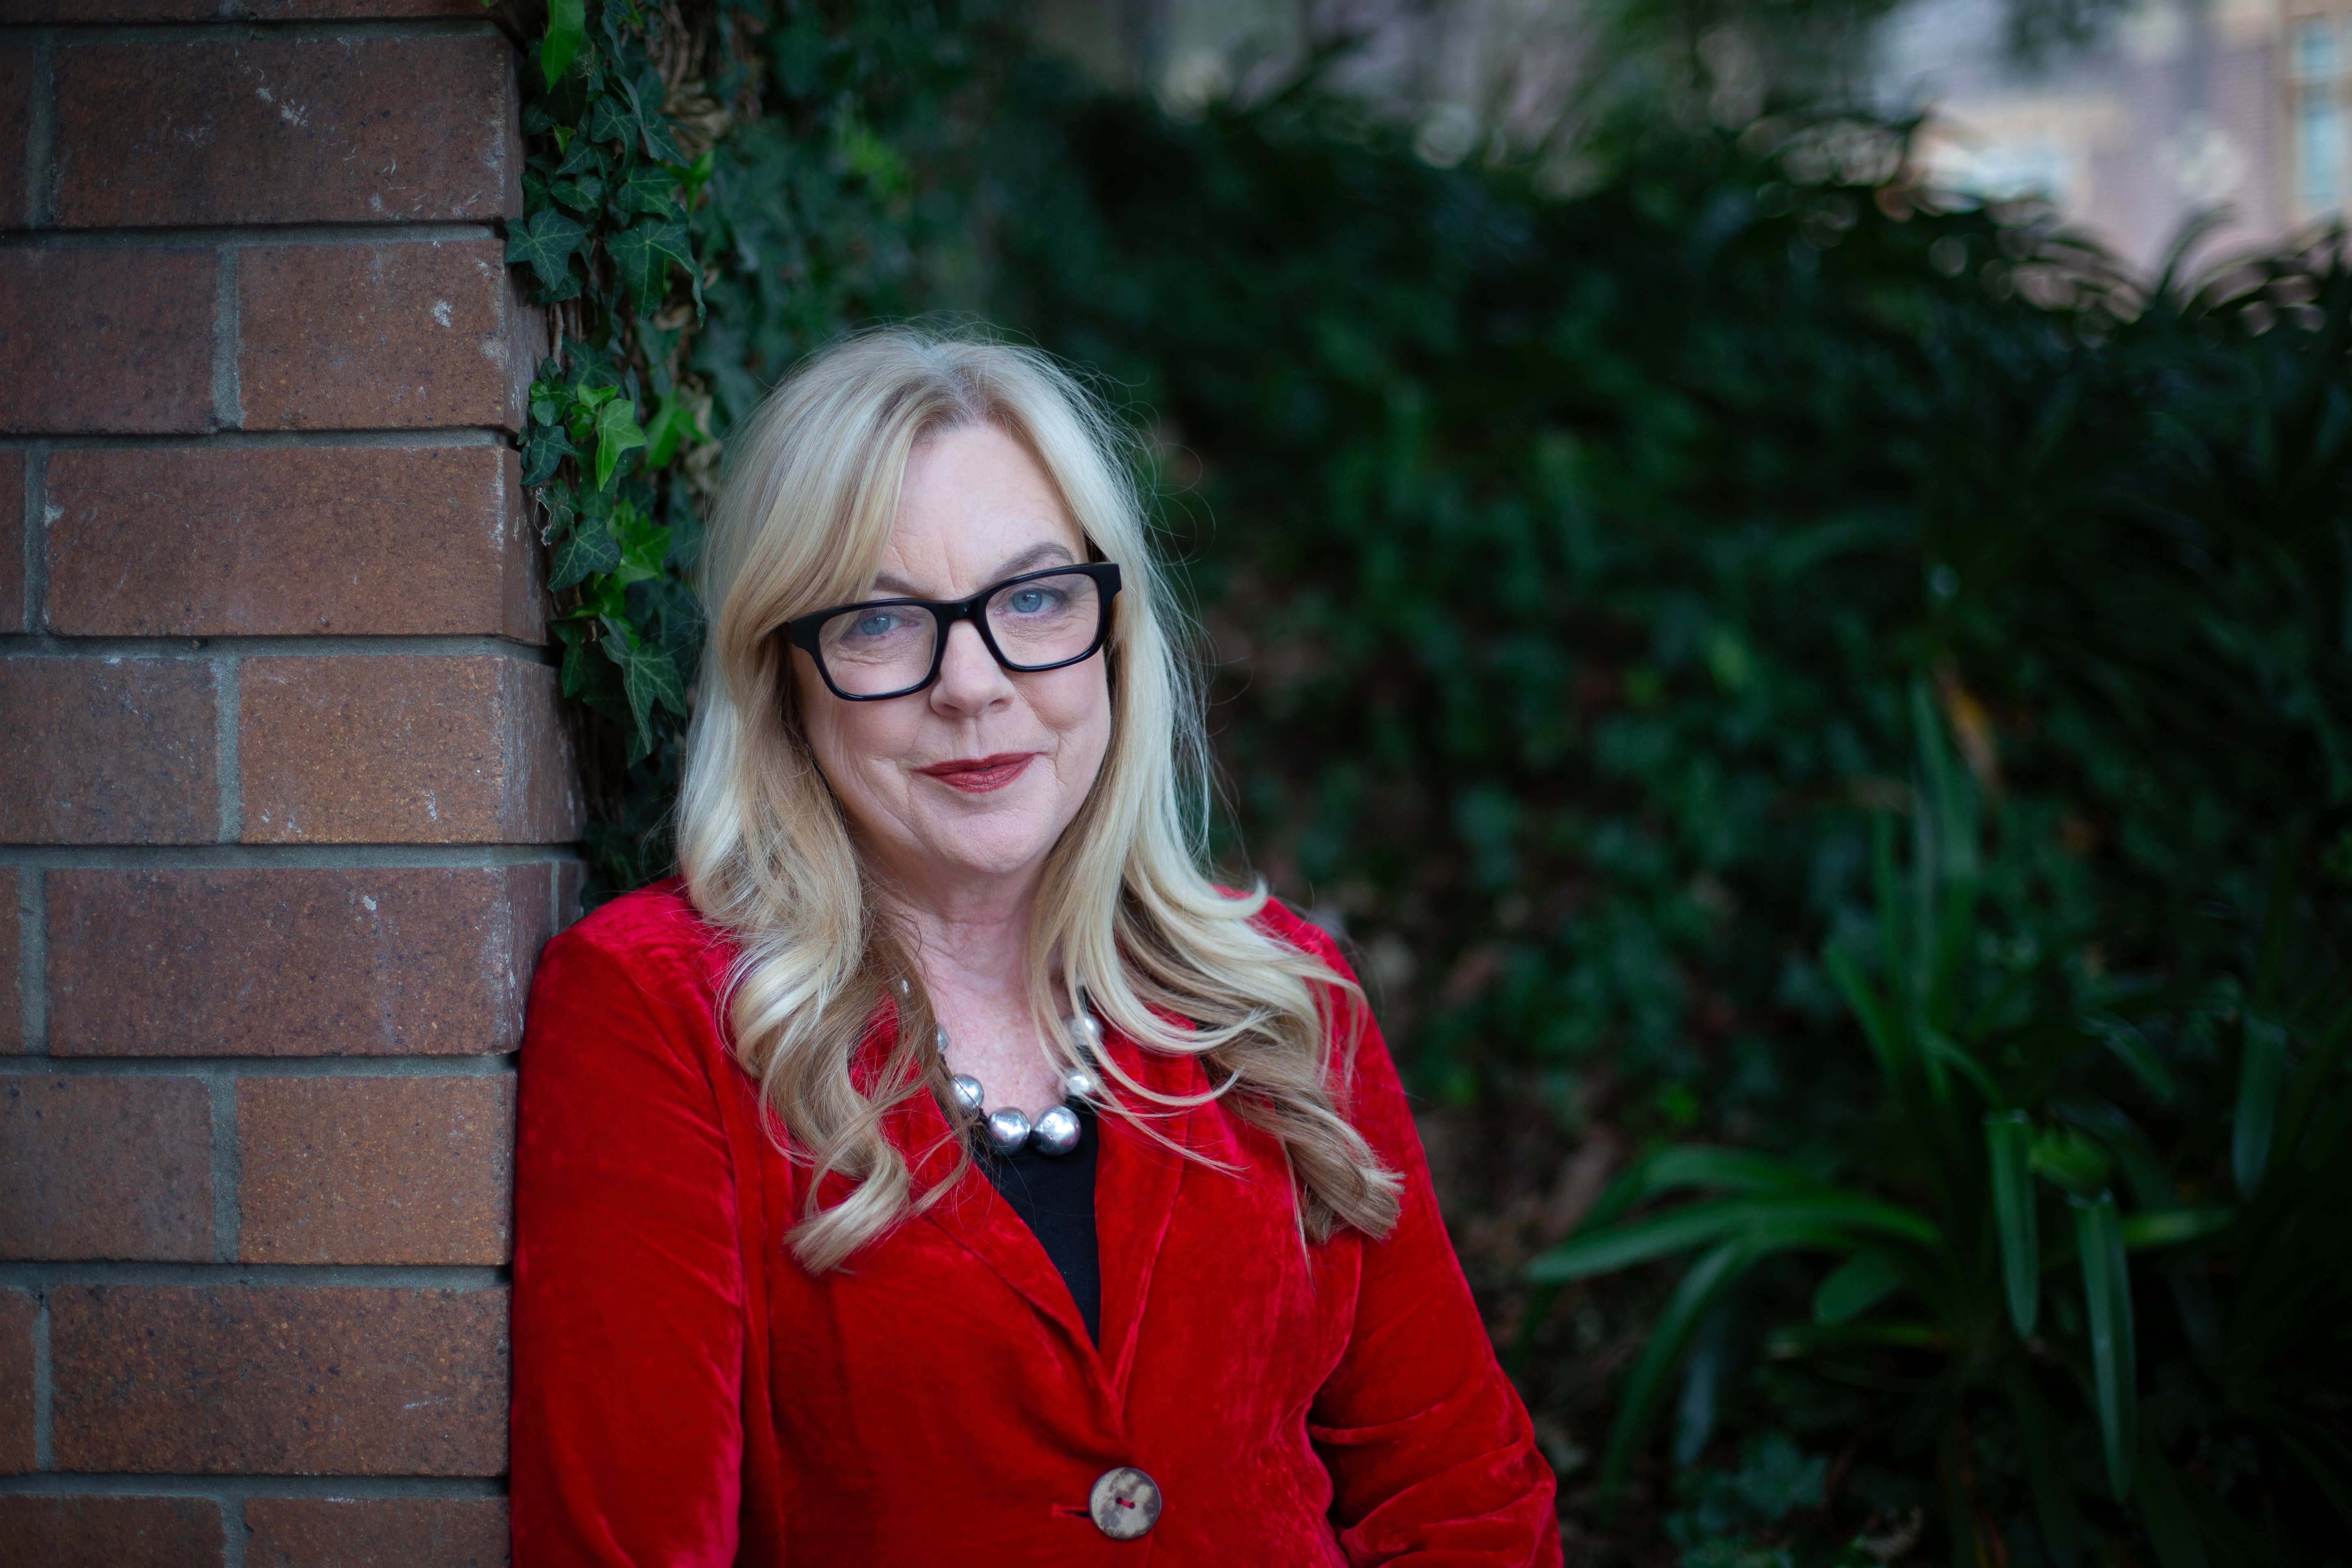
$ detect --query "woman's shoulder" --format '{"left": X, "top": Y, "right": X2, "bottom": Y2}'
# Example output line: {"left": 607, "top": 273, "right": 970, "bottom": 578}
{"left": 1225, "top": 885, "right": 1355, "bottom": 977}
{"left": 536, "top": 876, "right": 733, "bottom": 1003}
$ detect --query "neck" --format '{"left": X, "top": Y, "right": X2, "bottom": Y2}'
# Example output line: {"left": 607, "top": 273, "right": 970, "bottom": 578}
{"left": 865, "top": 855, "right": 1045, "bottom": 996}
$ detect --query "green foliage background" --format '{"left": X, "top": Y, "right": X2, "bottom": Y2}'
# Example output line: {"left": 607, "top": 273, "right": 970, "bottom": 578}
{"left": 508, "top": 1, "right": 2352, "bottom": 1560}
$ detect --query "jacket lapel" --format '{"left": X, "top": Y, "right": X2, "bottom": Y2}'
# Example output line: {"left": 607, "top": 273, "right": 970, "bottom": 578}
{"left": 1091, "top": 1028, "right": 1201, "bottom": 1402}
{"left": 900, "top": 1087, "right": 1099, "bottom": 1354}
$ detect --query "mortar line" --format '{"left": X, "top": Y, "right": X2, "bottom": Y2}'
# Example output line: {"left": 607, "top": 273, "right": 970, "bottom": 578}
{"left": 22, "top": 41, "right": 51, "bottom": 231}
{"left": 0, "top": 1054, "right": 517, "bottom": 1077}
{"left": 0, "top": 1263, "right": 508, "bottom": 1288}
{"left": 215, "top": 655, "right": 243, "bottom": 842}
{"left": 213, "top": 245, "right": 242, "bottom": 433}
{"left": 17, "top": 865, "right": 43, "bottom": 1057}
{"left": 0, "top": 429, "right": 510, "bottom": 451}
{"left": 22, "top": 447, "right": 45, "bottom": 637}
{"left": 209, "top": 1072, "right": 239, "bottom": 1265}
{"left": 224, "top": 1491, "right": 247, "bottom": 1568}
{"left": 0, "top": 634, "right": 556, "bottom": 662}
{"left": 28, "top": 1291, "right": 49, "bottom": 1470}
{"left": 0, "top": 222, "right": 502, "bottom": 250}
{"left": 0, "top": 1474, "right": 509, "bottom": 1499}
{"left": 0, "top": 844, "right": 584, "bottom": 869}
{"left": 0, "top": 19, "right": 507, "bottom": 44}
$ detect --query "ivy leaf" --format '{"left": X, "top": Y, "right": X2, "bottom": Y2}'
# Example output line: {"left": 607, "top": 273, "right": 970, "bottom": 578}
{"left": 613, "top": 71, "right": 686, "bottom": 165}
{"left": 539, "top": 0, "right": 586, "bottom": 89}
{"left": 602, "top": 614, "right": 689, "bottom": 760}
{"left": 613, "top": 164, "right": 684, "bottom": 220}
{"left": 610, "top": 500, "right": 670, "bottom": 586}
{"left": 554, "top": 135, "right": 607, "bottom": 180}
{"left": 505, "top": 207, "right": 587, "bottom": 291}
{"left": 608, "top": 216, "right": 693, "bottom": 315}
{"left": 537, "top": 483, "right": 578, "bottom": 546}
{"left": 679, "top": 147, "right": 716, "bottom": 208}
{"left": 591, "top": 395, "right": 648, "bottom": 491}
{"left": 550, "top": 174, "right": 605, "bottom": 213}
{"left": 638, "top": 111, "right": 684, "bottom": 166}
{"left": 586, "top": 92, "right": 635, "bottom": 149}
{"left": 521, "top": 423, "right": 577, "bottom": 488}
{"left": 550, "top": 513, "right": 621, "bottom": 592}
{"left": 641, "top": 393, "right": 697, "bottom": 468}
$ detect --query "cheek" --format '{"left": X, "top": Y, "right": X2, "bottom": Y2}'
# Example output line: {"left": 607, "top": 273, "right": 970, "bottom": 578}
{"left": 1036, "top": 661, "right": 1115, "bottom": 768}
{"left": 793, "top": 659, "right": 915, "bottom": 793}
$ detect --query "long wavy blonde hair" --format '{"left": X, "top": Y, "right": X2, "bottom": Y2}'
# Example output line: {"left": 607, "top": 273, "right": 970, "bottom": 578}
{"left": 677, "top": 327, "right": 1402, "bottom": 1271}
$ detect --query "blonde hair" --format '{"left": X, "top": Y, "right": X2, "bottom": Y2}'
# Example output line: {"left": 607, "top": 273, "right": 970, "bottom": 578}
{"left": 677, "top": 326, "right": 1403, "bottom": 1271}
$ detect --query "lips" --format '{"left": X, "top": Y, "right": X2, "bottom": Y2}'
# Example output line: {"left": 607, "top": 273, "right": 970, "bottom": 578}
{"left": 915, "top": 752, "right": 1038, "bottom": 794}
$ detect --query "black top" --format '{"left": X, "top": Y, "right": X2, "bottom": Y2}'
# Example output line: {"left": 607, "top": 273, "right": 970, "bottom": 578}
{"left": 976, "top": 1102, "right": 1102, "bottom": 1343}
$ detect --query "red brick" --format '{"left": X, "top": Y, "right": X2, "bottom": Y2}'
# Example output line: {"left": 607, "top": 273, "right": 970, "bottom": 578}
{"left": 0, "top": 448, "right": 23, "bottom": 634}
{"left": 0, "top": 868, "right": 17, "bottom": 1052}
{"left": 44, "top": 446, "right": 542, "bottom": 640}
{"left": 0, "top": 1289, "right": 32, "bottom": 1474}
{"left": 239, "top": 656, "right": 581, "bottom": 844}
{"left": 239, "top": 1075, "right": 514, "bottom": 1265}
{"left": 0, "top": 1074, "right": 214, "bottom": 1260}
{"left": 50, "top": 1284, "right": 508, "bottom": 1474}
{"left": 51, "top": 38, "right": 520, "bottom": 228}
{"left": 0, "top": 251, "right": 216, "bottom": 436}
{"left": 245, "top": 1497, "right": 508, "bottom": 1568}
{"left": 0, "top": 49, "right": 29, "bottom": 231}
{"left": 0, "top": 1496, "right": 225, "bottom": 1568}
{"left": 240, "top": 242, "right": 542, "bottom": 435}
{"left": 0, "top": 657, "right": 220, "bottom": 844}
{"left": 45, "top": 864, "right": 559, "bottom": 1057}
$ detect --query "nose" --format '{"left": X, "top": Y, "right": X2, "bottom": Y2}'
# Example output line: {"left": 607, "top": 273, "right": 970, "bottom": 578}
{"left": 928, "top": 617, "right": 1013, "bottom": 716}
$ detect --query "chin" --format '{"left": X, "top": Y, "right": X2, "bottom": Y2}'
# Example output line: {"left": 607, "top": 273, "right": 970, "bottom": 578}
{"left": 916, "top": 815, "right": 1068, "bottom": 879}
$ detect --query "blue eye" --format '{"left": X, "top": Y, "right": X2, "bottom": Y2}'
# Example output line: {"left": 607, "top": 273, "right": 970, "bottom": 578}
{"left": 851, "top": 611, "right": 904, "bottom": 639}
{"left": 1007, "top": 588, "right": 1061, "bottom": 615}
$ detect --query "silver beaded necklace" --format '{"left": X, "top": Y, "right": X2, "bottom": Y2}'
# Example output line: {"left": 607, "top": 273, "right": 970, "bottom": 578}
{"left": 938, "top": 1009, "right": 1105, "bottom": 1159}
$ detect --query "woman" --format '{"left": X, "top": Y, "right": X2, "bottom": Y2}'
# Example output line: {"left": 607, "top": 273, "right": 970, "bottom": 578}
{"left": 511, "top": 329, "right": 1561, "bottom": 1565}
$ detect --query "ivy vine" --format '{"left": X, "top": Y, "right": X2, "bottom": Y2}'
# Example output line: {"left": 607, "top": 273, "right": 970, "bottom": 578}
{"left": 506, "top": 0, "right": 734, "bottom": 889}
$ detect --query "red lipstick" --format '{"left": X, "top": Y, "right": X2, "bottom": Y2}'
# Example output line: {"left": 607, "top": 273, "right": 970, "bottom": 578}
{"left": 915, "top": 752, "right": 1037, "bottom": 793}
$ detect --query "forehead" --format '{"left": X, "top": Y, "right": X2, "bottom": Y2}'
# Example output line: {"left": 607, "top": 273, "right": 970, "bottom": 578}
{"left": 875, "top": 423, "right": 1085, "bottom": 593}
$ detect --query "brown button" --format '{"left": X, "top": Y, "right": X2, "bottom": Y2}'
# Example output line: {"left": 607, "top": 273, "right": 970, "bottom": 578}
{"left": 1089, "top": 1466, "right": 1162, "bottom": 1540}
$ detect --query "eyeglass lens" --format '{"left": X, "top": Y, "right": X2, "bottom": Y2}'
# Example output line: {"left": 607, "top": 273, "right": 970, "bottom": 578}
{"left": 814, "top": 571, "right": 1106, "bottom": 697}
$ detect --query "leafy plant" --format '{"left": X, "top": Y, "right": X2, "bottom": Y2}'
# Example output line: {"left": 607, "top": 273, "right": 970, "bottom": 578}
{"left": 1527, "top": 687, "right": 2352, "bottom": 1563}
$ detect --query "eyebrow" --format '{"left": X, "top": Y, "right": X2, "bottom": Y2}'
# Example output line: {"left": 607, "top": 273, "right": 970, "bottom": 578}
{"left": 870, "top": 541, "right": 1078, "bottom": 598}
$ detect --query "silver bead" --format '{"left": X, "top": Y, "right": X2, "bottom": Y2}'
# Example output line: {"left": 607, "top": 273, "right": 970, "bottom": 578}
{"left": 1069, "top": 1011, "right": 1104, "bottom": 1052}
{"left": 1061, "top": 1066, "right": 1102, "bottom": 1102}
{"left": 983, "top": 1107, "right": 1032, "bottom": 1155}
{"left": 1032, "top": 1103, "right": 1082, "bottom": 1156}
{"left": 934, "top": 1026, "right": 951, "bottom": 1054}
{"left": 949, "top": 1074, "right": 986, "bottom": 1115}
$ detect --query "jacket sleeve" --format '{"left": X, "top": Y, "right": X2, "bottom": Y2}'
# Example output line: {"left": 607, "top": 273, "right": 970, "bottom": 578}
{"left": 1291, "top": 923, "right": 1564, "bottom": 1568}
{"left": 510, "top": 923, "right": 753, "bottom": 1568}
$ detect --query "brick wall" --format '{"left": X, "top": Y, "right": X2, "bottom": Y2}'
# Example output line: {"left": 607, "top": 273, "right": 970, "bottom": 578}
{"left": 0, "top": 2, "right": 576, "bottom": 1564}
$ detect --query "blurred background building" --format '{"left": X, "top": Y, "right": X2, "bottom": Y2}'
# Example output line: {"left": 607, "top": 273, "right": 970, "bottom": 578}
{"left": 1039, "top": 0, "right": 2352, "bottom": 278}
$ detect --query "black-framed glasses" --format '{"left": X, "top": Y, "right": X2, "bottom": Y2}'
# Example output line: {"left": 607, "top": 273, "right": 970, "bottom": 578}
{"left": 785, "top": 563, "right": 1123, "bottom": 701}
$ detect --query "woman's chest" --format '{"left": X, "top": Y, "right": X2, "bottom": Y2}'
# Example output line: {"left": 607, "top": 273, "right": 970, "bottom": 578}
{"left": 747, "top": 1105, "right": 1364, "bottom": 1489}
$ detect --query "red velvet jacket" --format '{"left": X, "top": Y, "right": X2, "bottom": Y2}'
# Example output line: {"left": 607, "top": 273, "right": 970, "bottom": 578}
{"left": 511, "top": 881, "right": 1561, "bottom": 1566}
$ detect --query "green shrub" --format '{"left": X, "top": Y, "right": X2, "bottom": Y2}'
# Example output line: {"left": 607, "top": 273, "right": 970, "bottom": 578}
{"left": 1530, "top": 688, "right": 2352, "bottom": 1561}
